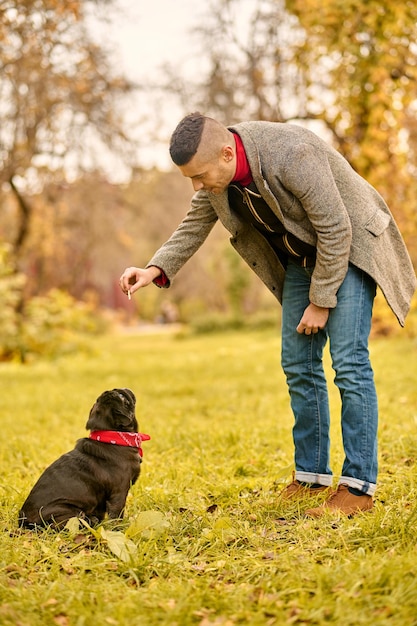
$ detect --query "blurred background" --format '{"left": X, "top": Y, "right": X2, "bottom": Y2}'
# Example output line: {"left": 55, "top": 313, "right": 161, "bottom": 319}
{"left": 1, "top": 0, "right": 417, "bottom": 361}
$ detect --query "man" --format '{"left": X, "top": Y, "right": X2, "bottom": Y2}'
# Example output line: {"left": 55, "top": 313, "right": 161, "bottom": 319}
{"left": 120, "top": 112, "right": 416, "bottom": 517}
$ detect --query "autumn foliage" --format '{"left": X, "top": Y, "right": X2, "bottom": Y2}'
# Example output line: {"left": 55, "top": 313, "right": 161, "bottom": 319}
{"left": 0, "top": 0, "right": 416, "bottom": 360}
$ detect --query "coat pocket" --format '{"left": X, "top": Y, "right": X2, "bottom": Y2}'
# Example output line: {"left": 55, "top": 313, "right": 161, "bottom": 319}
{"left": 365, "top": 209, "right": 391, "bottom": 236}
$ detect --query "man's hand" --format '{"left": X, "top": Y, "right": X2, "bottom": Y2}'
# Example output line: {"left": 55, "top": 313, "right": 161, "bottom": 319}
{"left": 296, "top": 303, "right": 329, "bottom": 335}
{"left": 119, "top": 266, "right": 161, "bottom": 296}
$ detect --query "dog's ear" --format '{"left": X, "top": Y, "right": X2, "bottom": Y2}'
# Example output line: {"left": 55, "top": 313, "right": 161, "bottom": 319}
{"left": 86, "top": 399, "right": 111, "bottom": 431}
{"left": 117, "top": 388, "right": 136, "bottom": 406}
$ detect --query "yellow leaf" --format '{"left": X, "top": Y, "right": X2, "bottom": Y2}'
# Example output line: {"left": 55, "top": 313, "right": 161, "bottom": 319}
{"left": 99, "top": 528, "right": 137, "bottom": 563}
{"left": 127, "top": 510, "right": 169, "bottom": 539}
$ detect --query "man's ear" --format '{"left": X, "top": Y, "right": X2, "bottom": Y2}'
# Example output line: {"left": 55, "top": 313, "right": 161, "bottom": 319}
{"left": 222, "top": 144, "right": 235, "bottom": 163}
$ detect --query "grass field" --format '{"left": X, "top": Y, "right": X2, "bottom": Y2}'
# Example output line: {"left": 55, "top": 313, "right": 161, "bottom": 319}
{"left": 1, "top": 327, "right": 417, "bottom": 625}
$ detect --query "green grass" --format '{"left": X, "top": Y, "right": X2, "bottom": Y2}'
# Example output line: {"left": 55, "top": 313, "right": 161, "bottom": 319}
{"left": 1, "top": 328, "right": 417, "bottom": 626}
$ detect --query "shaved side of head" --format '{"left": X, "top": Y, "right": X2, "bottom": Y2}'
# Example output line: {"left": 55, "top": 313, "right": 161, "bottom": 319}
{"left": 197, "top": 117, "right": 231, "bottom": 164}
{"left": 170, "top": 112, "right": 231, "bottom": 166}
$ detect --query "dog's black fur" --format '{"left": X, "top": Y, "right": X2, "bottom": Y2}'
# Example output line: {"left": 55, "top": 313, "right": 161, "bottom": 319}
{"left": 18, "top": 388, "right": 142, "bottom": 529}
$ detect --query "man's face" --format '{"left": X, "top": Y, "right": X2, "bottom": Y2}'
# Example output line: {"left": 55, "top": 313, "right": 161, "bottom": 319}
{"left": 178, "top": 144, "right": 236, "bottom": 195}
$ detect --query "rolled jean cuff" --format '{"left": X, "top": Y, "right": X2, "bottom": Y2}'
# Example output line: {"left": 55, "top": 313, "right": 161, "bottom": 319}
{"left": 295, "top": 471, "right": 333, "bottom": 487}
{"left": 339, "top": 476, "right": 376, "bottom": 496}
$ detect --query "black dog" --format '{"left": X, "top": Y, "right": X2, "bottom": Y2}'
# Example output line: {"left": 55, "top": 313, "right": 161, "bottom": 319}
{"left": 19, "top": 388, "right": 150, "bottom": 529}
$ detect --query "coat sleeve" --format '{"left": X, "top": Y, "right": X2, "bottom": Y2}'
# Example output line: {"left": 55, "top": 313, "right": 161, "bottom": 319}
{"left": 146, "top": 192, "right": 218, "bottom": 286}
{"left": 280, "top": 142, "right": 352, "bottom": 308}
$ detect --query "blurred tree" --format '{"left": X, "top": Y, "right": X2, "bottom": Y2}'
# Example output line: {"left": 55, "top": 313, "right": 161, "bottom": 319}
{"left": 160, "top": 0, "right": 303, "bottom": 125}
{"left": 285, "top": 0, "right": 417, "bottom": 252}
{"left": 18, "top": 168, "right": 230, "bottom": 317}
{"left": 24, "top": 173, "right": 127, "bottom": 301}
{"left": 0, "top": 0, "right": 134, "bottom": 281}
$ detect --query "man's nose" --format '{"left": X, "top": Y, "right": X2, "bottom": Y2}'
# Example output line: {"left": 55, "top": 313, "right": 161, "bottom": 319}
{"left": 192, "top": 179, "right": 204, "bottom": 192}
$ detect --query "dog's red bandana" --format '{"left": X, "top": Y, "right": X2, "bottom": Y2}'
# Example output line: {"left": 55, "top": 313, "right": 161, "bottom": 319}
{"left": 89, "top": 431, "right": 151, "bottom": 457}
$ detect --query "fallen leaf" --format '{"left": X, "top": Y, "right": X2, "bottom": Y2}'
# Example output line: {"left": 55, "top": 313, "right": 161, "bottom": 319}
{"left": 64, "top": 517, "right": 80, "bottom": 534}
{"left": 99, "top": 528, "right": 137, "bottom": 562}
{"left": 127, "top": 510, "right": 169, "bottom": 539}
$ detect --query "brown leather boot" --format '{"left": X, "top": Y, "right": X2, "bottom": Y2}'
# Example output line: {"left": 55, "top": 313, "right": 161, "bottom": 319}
{"left": 279, "top": 472, "right": 332, "bottom": 501}
{"left": 305, "top": 484, "right": 373, "bottom": 518}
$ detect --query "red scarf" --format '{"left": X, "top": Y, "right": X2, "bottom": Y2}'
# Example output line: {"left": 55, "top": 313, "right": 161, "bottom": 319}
{"left": 232, "top": 132, "right": 253, "bottom": 186}
{"left": 89, "top": 431, "right": 151, "bottom": 457}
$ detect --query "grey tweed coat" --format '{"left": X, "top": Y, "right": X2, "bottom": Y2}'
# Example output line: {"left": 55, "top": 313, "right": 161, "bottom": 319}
{"left": 148, "top": 121, "right": 416, "bottom": 326}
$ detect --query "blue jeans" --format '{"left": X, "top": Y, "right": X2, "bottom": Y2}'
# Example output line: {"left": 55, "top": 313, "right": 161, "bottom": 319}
{"left": 281, "top": 260, "right": 378, "bottom": 495}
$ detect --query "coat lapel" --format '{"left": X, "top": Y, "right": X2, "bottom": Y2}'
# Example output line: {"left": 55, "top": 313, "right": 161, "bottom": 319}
{"left": 208, "top": 190, "right": 245, "bottom": 235}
